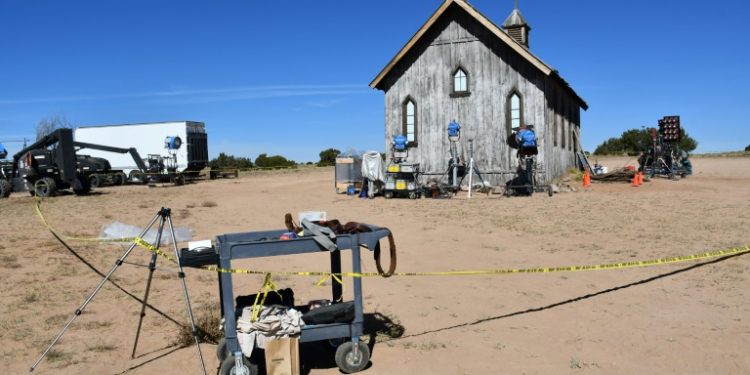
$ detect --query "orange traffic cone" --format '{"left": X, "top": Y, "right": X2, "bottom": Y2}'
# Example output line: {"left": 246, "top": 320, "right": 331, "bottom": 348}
{"left": 632, "top": 173, "right": 639, "bottom": 187}
{"left": 638, "top": 172, "right": 643, "bottom": 185}
{"left": 583, "top": 171, "right": 590, "bottom": 187}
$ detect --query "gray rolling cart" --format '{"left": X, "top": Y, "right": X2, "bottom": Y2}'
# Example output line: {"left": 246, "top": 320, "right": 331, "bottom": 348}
{"left": 180, "top": 225, "right": 392, "bottom": 375}
{"left": 383, "top": 163, "right": 420, "bottom": 199}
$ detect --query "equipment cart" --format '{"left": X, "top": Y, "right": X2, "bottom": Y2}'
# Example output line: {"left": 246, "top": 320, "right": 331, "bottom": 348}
{"left": 179, "top": 225, "right": 393, "bottom": 375}
{"left": 383, "top": 163, "right": 420, "bottom": 199}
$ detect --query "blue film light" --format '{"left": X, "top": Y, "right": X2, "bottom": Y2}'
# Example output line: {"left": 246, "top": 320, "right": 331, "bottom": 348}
{"left": 448, "top": 121, "right": 461, "bottom": 141}
{"left": 165, "top": 136, "right": 182, "bottom": 150}
{"left": 393, "top": 134, "right": 408, "bottom": 151}
{"left": 448, "top": 121, "right": 461, "bottom": 136}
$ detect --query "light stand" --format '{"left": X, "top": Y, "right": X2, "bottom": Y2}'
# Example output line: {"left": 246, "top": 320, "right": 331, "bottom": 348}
{"left": 29, "top": 208, "right": 207, "bottom": 375}
{"left": 506, "top": 125, "right": 552, "bottom": 197}
{"left": 459, "top": 139, "right": 490, "bottom": 198}
{"left": 438, "top": 121, "right": 463, "bottom": 193}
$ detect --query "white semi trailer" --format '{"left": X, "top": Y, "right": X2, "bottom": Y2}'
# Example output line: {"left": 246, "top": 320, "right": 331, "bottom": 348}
{"left": 75, "top": 121, "right": 209, "bottom": 182}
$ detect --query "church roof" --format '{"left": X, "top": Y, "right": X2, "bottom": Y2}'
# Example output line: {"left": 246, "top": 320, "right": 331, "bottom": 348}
{"left": 502, "top": 8, "right": 529, "bottom": 29}
{"left": 369, "top": 0, "right": 587, "bottom": 110}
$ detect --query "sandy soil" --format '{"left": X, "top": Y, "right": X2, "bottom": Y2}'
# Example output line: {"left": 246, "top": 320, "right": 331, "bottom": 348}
{"left": 1, "top": 156, "right": 749, "bottom": 375}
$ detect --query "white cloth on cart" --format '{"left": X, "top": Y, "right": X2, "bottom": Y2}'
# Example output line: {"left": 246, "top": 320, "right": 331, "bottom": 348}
{"left": 361, "top": 150, "right": 385, "bottom": 183}
{"left": 235, "top": 305, "right": 305, "bottom": 357}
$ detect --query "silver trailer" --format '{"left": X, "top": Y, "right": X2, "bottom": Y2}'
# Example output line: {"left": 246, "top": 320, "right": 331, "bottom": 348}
{"left": 75, "top": 121, "right": 209, "bottom": 181}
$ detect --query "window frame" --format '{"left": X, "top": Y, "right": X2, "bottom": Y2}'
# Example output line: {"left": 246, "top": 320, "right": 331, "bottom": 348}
{"left": 402, "top": 96, "right": 418, "bottom": 146}
{"left": 450, "top": 65, "right": 471, "bottom": 98}
{"left": 568, "top": 103, "right": 574, "bottom": 151}
{"left": 554, "top": 94, "right": 560, "bottom": 147}
{"left": 505, "top": 89, "right": 523, "bottom": 137}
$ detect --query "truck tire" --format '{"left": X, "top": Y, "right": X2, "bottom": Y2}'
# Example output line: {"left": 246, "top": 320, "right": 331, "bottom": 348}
{"left": 0, "top": 179, "right": 11, "bottom": 198}
{"left": 130, "top": 170, "right": 150, "bottom": 185}
{"left": 172, "top": 174, "right": 185, "bottom": 186}
{"left": 74, "top": 176, "right": 91, "bottom": 196}
{"left": 89, "top": 174, "right": 101, "bottom": 188}
{"left": 35, "top": 177, "right": 57, "bottom": 197}
{"left": 113, "top": 172, "right": 126, "bottom": 186}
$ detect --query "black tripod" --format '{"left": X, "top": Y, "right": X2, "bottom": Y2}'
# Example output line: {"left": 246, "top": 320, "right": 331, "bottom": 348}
{"left": 30, "top": 208, "right": 207, "bottom": 375}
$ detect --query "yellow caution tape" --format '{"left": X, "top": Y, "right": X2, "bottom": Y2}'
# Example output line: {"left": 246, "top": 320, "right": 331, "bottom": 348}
{"left": 199, "top": 245, "right": 750, "bottom": 277}
{"left": 133, "top": 238, "right": 179, "bottom": 263}
{"left": 32, "top": 193, "right": 750, "bottom": 279}
{"left": 249, "top": 274, "right": 279, "bottom": 322}
{"left": 33, "top": 194, "right": 135, "bottom": 243}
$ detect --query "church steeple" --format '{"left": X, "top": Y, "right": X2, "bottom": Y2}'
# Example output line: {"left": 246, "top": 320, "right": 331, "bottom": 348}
{"left": 502, "top": 1, "right": 531, "bottom": 48}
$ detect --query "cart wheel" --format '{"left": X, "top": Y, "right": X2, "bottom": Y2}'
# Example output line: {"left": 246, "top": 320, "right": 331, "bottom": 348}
{"left": 219, "top": 354, "right": 258, "bottom": 375}
{"left": 548, "top": 185, "right": 553, "bottom": 197}
{"left": 217, "top": 337, "right": 229, "bottom": 362}
{"left": 335, "top": 341, "right": 370, "bottom": 374}
{"left": 384, "top": 191, "right": 393, "bottom": 199}
{"left": 409, "top": 192, "right": 417, "bottom": 200}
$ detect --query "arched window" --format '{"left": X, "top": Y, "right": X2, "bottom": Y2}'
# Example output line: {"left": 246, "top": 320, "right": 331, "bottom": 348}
{"left": 450, "top": 66, "right": 471, "bottom": 97}
{"left": 454, "top": 68, "right": 467, "bottom": 92}
{"left": 506, "top": 91, "right": 522, "bottom": 137}
{"left": 403, "top": 97, "right": 417, "bottom": 145}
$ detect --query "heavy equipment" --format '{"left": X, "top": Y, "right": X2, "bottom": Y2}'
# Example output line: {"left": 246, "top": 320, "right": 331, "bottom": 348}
{"left": 638, "top": 116, "right": 691, "bottom": 179}
{"left": 1, "top": 128, "right": 152, "bottom": 198}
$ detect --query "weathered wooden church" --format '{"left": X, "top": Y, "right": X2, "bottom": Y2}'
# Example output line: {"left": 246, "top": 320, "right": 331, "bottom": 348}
{"left": 370, "top": 0, "right": 587, "bottom": 185}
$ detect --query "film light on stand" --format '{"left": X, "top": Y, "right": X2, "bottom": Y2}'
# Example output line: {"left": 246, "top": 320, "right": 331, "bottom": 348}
{"left": 658, "top": 116, "right": 681, "bottom": 142}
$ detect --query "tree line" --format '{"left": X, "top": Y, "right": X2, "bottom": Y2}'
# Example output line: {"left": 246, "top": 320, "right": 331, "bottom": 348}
{"left": 594, "top": 127, "right": 698, "bottom": 155}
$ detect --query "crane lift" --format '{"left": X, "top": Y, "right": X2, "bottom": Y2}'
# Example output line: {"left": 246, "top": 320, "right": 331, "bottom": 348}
{"left": 0, "top": 128, "right": 159, "bottom": 199}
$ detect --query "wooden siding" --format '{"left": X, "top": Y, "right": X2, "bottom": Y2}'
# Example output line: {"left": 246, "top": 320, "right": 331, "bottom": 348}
{"left": 381, "top": 4, "right": 580, "bottom": 185}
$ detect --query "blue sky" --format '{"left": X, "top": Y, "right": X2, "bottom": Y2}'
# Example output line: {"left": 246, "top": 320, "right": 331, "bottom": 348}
{"left": 1, "top": 0, "right": 748, "bottom": 162}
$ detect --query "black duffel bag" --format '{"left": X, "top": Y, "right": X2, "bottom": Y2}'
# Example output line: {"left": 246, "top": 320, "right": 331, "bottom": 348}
{"left": 301, "top": 301, "right": 354, "bottom": 325}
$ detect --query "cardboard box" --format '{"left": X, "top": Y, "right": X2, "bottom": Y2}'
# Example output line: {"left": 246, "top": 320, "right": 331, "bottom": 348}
{"left": 265, "top": 337, "right": 300, "bottom": 375}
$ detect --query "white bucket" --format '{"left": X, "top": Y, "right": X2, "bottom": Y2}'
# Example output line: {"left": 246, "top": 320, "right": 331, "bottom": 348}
{"left": 600, "top": 167, "right": 608, "bottom": 174}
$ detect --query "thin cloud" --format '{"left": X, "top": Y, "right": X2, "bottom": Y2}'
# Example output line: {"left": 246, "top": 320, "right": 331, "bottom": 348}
{"left": 0, "top": 85, "right": 371, "bottom": 105}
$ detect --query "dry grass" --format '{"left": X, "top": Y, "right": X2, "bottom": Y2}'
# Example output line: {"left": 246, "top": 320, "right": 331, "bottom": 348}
{"left": 86, "top": 341, "right": 117, "bottom": 352}
{"left": 176, "top": 209, "right": 191, "bottom": 219}
{"left": 201, "top": 200, "right": 218, "bottom": 208}
{"left": 173, "top": 300, "right": 223, "bottom": 347}
{"left": 45, "top": 348, "right": 76, "bottom": 366}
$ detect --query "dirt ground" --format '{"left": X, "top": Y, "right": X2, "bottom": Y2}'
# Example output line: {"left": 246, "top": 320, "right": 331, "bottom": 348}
{"left": 1, "top": 156, "right": 749, "bottom": 375}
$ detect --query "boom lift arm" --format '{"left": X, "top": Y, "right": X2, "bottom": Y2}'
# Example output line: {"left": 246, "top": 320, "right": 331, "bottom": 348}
{"left": 12, "top": 129, "right": 78, "bottom": 185}
{"left": 73, "top": 141, "right": 149, "bottom": 172}
{"left": 11, "top": 128, "right": 148, "bottom": 185}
